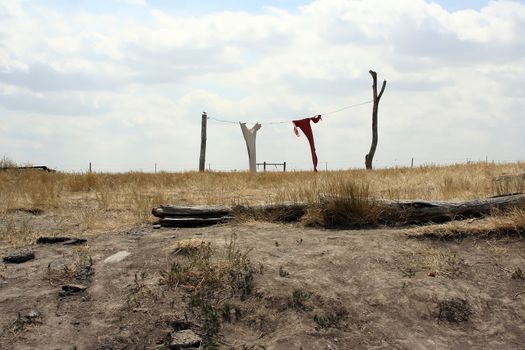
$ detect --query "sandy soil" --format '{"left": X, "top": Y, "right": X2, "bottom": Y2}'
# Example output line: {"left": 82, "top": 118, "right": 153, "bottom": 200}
{"left": 1, "top": 213, "right": 524, "bottom": 350}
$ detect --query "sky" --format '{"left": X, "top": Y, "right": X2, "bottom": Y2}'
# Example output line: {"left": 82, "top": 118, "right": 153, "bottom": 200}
{"left": 0, "top": 0, "right": 524, "bottom": 172}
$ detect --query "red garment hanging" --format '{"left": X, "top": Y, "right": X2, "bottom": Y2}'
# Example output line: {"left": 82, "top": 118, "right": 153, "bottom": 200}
{"left": 292, "top": 115, "right": 322, "bottom": 172}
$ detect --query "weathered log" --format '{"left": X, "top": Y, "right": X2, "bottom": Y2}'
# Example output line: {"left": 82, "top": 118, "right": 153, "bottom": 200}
{"left": 233, "top": 202, "right": 308, "bottom": 222}
{"left": 153, "top": 194, "right": 525, "bottom": 227}
{"left": 37, "top": 236, "right": 87, "bottom": 245}
{"left": 3, "top": 249, "right": 35, "bottom": 264}
{"left": 152, "top": 202, "right": 308, "bottom": 223}
{"left": 379, "top": 193, "right": 525, "bottom": 224}
{"left": 152, "top": 205, "right": 232, "bottom": 219}
{"left": 159, "top": 216, "right": 233, "bottom": 227}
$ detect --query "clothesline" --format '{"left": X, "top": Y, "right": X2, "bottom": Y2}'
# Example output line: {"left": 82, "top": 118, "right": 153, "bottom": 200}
{"left": 207, "top": 99, "right": 372, "bottom": 126}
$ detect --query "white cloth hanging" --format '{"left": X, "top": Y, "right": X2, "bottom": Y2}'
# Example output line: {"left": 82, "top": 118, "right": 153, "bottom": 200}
{"left": 239, "top": 122, "right": 262, "bottom": 173}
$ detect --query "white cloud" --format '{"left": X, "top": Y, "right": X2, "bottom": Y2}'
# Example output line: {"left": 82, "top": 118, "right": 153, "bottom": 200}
{"left": 0, "top": 0, "right": 24, "bottom": 18}
{"left": 114, "top": 0, "right": 147, "bottom": 6}
{"left": 0, "top": 0, "right": 523, "bottom": 170}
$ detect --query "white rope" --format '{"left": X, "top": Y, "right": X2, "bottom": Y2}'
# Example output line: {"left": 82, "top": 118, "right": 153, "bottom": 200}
{"left": 207, "top": 100, "right": 372, "bottom": 126}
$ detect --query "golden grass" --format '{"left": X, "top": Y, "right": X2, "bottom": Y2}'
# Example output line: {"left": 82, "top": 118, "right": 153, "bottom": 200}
{"left": 408, "top": 208, "right": 525, "bottom": 240}
{"left": 172, "top": 239, "right": 210, "bottom": 256}
{"left": 0, "top": 162, "right": 524, "bottom": 245}
{"left": 399, "top": 246, "right": 466, "bottom": 278}
{"left": 0, "top": 215, "right": 37, "bottom": 246}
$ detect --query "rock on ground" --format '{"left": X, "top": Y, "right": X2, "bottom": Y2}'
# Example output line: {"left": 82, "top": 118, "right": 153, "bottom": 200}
{"left": 3, "top": 249, "right": 35, "bottom": 264}
{"left": 170, "top": 329, "right": 202, "bottom": 349}
{"left": 103, "top": 251, "right": 131, "bottom": 263}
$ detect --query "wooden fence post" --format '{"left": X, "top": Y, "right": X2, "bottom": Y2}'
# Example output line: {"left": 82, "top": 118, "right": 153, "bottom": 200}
{"left": 283, "top": 162, "right": 286, "bottom": 172}
{"left": 199, "top": 112, "right": 207, "bottom": 172}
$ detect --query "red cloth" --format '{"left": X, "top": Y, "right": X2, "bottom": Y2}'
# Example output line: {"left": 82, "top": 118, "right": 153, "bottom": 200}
{"left": 292, "top": 115, "right": 322, "bottom": 172}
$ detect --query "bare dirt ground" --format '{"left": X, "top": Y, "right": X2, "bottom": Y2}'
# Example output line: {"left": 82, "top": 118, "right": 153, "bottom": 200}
{"left": 1, "top": 212, "right": 525, "bottom": 350}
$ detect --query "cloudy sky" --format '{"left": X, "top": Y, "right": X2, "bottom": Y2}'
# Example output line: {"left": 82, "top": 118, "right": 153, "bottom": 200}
{"left": 0, "top": 0, "right": 523, "bottom": 172}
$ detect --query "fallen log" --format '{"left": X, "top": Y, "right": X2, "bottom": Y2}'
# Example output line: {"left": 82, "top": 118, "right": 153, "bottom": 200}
{"left": 152, "top": 205, "right": 232, "bottom": 219}
{"left": 152, "top": 202, "right": 308, "bottom": 223}
{"left": 159, "top": 217, "right": 233, "bottom": 227}
{"left": 3, "top": 249, "right": 35, "bottom": 264}
{"left": 37, "top": 236, "right": 87, "bottom": 245}
{"left": 152, "top": 193, "right": 525, "bottom": 228}
{"left": 233, "top": 202, "right": 308, "bottom": 222}
{"left": 378, "top": 193, "right": 525, "bottom": 224}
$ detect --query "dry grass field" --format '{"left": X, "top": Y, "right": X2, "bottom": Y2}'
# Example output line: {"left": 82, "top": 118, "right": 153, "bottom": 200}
{"left": 1, "top": 161, "right": 524, "bottom": 246}
{"left": 1, "top": 161, "right": 524, "bottom": 349}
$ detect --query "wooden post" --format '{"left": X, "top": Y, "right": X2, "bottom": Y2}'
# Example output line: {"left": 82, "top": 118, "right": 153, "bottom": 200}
{"left": 199, "top": 112, "right": 207, "bottom": 172}
{"left": 89, "top": 162, "right": 92, "bottom": 173}
{"left": 283, "top": 162, "right": 286, "bottom": 172}
{"left": 411, "top": 157, "right": 414, "bottom": 168}
{"left": 264, "top": 161, "right": 267, "bottom": 172}
{"left": 365, "top": 70, "right": 387, "bottom": 170}
{"left": 155, "top": 163, "right": 157, "bottom": 173}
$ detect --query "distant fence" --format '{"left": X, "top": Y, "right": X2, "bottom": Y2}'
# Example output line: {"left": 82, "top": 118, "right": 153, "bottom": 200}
{"left": 256, "top": 161, "right": 286, "bottom": 172}
{"left": 12, "top": 158, "right": 523, "bottom": 173}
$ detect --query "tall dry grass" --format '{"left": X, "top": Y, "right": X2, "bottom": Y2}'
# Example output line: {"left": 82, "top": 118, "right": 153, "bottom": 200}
{"left": 0, "top": 162, "right": 523, "bottom": 243}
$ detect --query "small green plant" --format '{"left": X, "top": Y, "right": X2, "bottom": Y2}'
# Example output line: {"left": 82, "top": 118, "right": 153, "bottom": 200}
{"left": 159, "top": 235, "right": 256, "bottom": 349}
{"left": 512, "top": 267, "right": 524, "bottom": 280}
{"left": 221, "top": 303, "right": 242, "bottom": 323}
{"left": 279, "top": 266, "right": 290, "bottom": 278}
{"left": 314, "top": 313, "right": 338, "bottom": 329}
{"left": 313, "top": 306, "right": 348, "bottom": 330}
{"left": 126, "top": 272, "right": 159, "bottom": 310}
{"left": 288, "top": 288, "right": 312, "bottom": 311}
{"left": 201, "top": 302, "right": 220, "bottom": 350}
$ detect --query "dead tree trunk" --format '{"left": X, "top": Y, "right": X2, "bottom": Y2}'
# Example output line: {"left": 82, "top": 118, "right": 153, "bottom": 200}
{"left": 199, "top": 112, "right": 207, "bottom": 172}
{"left": 365, "top": 70, "right": 387, "bottom": 170}
{"left": 378, "top": 194, "right": 525, "bottom": 224}
{"left": 152, "top": 194, "right": 525, "bottom": 227}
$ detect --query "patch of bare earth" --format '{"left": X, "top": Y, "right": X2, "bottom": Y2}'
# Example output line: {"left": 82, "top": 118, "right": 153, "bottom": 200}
{"left": 1, "top": 218, "right": 524, "bottom": 349}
